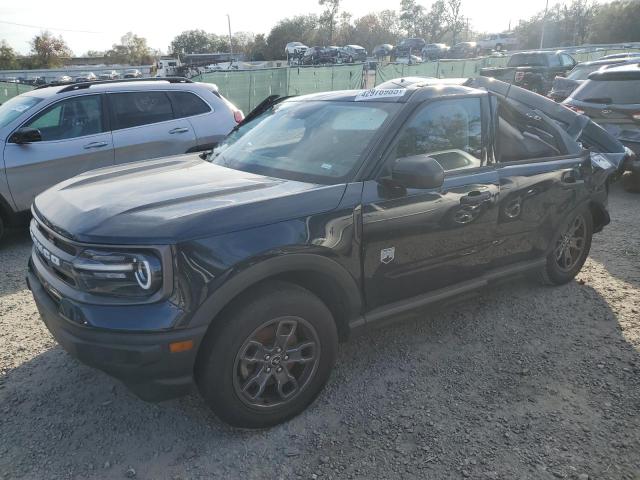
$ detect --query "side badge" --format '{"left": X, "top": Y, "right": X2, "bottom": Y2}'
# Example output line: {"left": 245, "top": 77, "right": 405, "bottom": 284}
{"left": 380, "top": 247, "right": 395, "bottom": 264}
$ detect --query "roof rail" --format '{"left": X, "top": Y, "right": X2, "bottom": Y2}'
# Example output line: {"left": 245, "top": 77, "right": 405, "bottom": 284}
{"left": 48, "top": 77, "right": 193, "bottom": 94}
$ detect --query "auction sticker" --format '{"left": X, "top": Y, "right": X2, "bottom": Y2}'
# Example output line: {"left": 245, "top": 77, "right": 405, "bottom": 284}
{"left": 355, "top": 88, "right": 406, "bottom": 101}
{"left": 591, "top": 153, "right": 613, "bottom": 170}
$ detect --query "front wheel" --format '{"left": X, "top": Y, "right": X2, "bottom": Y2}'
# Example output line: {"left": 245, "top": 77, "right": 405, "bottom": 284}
{"left": 537, "top": 208, "right": 593, "bottom": 285}
{"left": 196, "top": 281, "right": 338, "bottom": 428}
{"left": 622, "top": 171, "right": 640, "bottom": 193}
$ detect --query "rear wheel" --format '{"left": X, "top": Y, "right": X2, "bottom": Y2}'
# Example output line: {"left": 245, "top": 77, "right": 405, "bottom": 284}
{"left": 196, "top": 281, "right": 338, "bottom": 428}
{"left": 537, "top": 208, "right": 593, "bottom": 285}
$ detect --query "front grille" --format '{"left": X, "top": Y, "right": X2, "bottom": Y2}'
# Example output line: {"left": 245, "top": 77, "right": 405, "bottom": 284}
{"left": 31, "top": 216, "right": 79, "bottom": 289}
{"left": 35, "top": 222, "right": 77, "bottom": 256}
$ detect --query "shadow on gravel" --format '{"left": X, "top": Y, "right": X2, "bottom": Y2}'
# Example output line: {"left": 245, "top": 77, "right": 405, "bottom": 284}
{"left": 0, "top": 228, "right": 32, "bottom": 298}
{"left": 1, "top": 277, "right": 638, "bottom": 479}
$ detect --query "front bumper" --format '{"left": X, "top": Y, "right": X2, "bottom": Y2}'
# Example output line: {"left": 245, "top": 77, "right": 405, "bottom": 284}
{"left": 27, "top": 263, "right": 208, "bottom": 401}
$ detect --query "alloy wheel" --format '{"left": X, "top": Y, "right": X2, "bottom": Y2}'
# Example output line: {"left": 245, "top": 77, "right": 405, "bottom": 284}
{"left": 232, "top": 316, "right": 320, "bottom": 409}
{"left": 554, "top": 214, "right": 587, "bottom": 271}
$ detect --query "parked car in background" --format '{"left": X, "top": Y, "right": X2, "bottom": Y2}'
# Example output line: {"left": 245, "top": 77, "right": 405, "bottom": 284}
{"left": 74, "top": 72, "right": 97, "bottom": 83}
{"left": 563, "top": 64, "right": 640, "bottom": 191}
{"left": 56, "top": 75, "right": 72, "bottom": 84}
{"left": 373, "top": 44, "right": 394, "bottom": 58}
{"left": 285, "top": 42, "right": 309, "bottom": 63}
{"left": 395, "top": 54, "right": 423, "bottom": 64}
{"left": 448, "top": 42, "right": 481, "bottom": 59}
{"left": 340, "top": 45, "right": 367, "bottom": 63}
{"left": 600, "top": 52, "right": 640, "bottom": 60}
{"left": 548, "top": 57, "right": 639, "bottom": 102}
{"left": 480, "top": 51, "right": 576, "bottom": 93}
{"left": 302, "top": 46, "right": 340, "bottom": 65}
{"left": 477, "top": 32, "right": 518, "bottom": 52}
{"left": 0, "top": 78, "right": 243, "bottom": 241}
{"left": 123, "top": 69, "right": 143, "bottom": 79}
{"left": 27, "top": 77, "right": 627, "bottom": 428}
{"left": 394, "top": 38, "right": 426, "bottom": 58}
{"left": 422, "top": 43, "right": 449, "bottom": 60}
{"left": 2, "top": 77, "right": 18, "bottom": 83}
{"left": 98, "top": 70, "right": 120, "bottom": 80}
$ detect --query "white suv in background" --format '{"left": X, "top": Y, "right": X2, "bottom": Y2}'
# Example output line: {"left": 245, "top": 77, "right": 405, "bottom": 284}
{"left": 477, "top": 33, "right": 518, "bottom": 52}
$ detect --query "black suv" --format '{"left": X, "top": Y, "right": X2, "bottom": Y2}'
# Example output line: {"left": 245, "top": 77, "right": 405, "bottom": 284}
{"left": 28, "top": 77, "right": 627, "bottom": 428}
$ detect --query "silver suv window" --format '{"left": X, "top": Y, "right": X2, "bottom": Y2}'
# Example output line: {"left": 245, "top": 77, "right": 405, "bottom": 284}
{"left": 23, "top": 95, "right": 104, "bottom": 141}
{"left": 0, "top": 96, "right": 44, "bottom": 129}
{"left": 109, "top": 91, "right": 173, "bottom": 130}
{"left": 168, "top": 91, "right": 211, "bottom": 118}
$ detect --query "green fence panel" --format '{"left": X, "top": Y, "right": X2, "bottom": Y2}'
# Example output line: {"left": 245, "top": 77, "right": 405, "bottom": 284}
{"left": 374, "top": 62, "right": 439, "bottom": 85}
{"left": 287, "top": 64, "right": 363, "bottom": 96}
{"left": 436, "top": 59, "right": 467, "bottom": 78}
{"left": 0, "top": 82, "right": 35, "bottom": 104}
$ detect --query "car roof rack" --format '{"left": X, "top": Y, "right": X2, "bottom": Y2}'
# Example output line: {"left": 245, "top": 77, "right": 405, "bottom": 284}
{"left": 37, "top": 77, "right": 193, "bottom": 93}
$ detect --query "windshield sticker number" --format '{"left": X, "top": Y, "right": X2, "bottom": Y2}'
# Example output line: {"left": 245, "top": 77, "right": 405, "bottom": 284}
{"left": 591, "top": 153, "right": 612, "bottom": 170}
{"left": 355, "top": 88, "right": 406, "bottom": 102}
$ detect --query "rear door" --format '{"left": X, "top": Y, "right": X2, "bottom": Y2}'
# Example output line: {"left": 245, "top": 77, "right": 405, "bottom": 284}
{"left": 361, "top": 96, "right": 501, "bottom": 309}
{"left": 4, "top": 93, "right": 113, "bottom": 212}
{"left": 108, "top": 90, "right": 197, "bottom": 164}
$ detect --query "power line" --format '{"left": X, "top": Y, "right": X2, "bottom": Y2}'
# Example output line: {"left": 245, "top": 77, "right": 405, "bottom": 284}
{"left": 0, "top": 20, "right": 103, "bottom": 34}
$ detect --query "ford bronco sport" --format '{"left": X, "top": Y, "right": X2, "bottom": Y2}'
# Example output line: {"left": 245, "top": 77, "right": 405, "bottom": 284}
{"left": 28, "top": 77, "right": 628, "bottom": 428}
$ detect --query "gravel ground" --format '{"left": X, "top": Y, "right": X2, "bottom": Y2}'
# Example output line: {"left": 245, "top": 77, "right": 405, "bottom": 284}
{"left": 0, "top": 184, "right": 639, "bottom": 480}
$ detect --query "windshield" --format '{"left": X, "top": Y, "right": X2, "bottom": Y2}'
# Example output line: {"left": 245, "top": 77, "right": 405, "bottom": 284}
{"left": 572, "top": 79, "right": 640, "bottom": 105}
{"left": 508, "top": 53, "right": 547, "bottom": 67}
{"left": 567, "top": 64, "right": 601, "bottom": 80}
{"left": 210, "top": 100, "right": 399, "bottom": 184}
{"left": 0, "top": 95, "right": 43, "bottom": 129}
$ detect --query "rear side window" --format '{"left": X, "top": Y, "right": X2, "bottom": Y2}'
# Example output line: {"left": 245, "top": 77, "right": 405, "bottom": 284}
{"left": 572, "top": 79, "right": 640, "bottom": 105}
{"left": 23, "top": 95, "right": 103, "bottom": 141}
{"left": 109, "top": 91, "right": 173, "bottom": 130}
{"left": 560, "top": 54, "right": 574, "bottom": 67}
{"left": 168, "top": 91, "right": 211, "bottom": 118}
{"left": 508, "top": 53, "right": 547, "bottom": 67}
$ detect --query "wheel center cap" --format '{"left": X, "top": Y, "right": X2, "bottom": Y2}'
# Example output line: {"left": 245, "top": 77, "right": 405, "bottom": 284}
{"left": 271, "top": 355, "right": 281, "bottom": 366}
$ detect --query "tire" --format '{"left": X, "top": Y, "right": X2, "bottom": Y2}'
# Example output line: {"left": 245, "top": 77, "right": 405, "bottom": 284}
{"left": 536, "top": 207, "right": 593, "bottom": 285}
{"left": 195, "top": 281, "right": 338, "bottom": 428}
{"left": 621, "top": 171, "right": 640, "bottom": 193}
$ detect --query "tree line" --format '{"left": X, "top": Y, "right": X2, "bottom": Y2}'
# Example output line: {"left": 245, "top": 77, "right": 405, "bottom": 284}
{"left": 1, "top": 0, "right": 640, "bottom": 70}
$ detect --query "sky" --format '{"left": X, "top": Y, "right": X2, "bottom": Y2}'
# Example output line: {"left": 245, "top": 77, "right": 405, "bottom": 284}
{"left": 1, "top": 0, "right": 555, "bottom": 55}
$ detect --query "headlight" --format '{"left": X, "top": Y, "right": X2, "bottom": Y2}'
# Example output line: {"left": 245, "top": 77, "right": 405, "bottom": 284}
{"left": 72, "top": 249, "right": 163, "bottom": 297}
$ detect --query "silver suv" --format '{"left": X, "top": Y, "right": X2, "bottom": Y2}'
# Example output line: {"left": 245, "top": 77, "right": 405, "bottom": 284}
{"left": 0, "top": 78, "right": 241, "bottom": 241}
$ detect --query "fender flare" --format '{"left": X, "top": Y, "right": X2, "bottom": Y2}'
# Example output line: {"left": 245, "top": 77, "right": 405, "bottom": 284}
{"left": 188, "top": 253, "right": 363, "bottom": 329}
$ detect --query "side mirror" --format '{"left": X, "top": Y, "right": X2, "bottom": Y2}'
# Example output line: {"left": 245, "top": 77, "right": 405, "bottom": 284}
{"left": 10, "top": 127, "right": 42, "bottom": 144}
{"left": 391, "top": 154, "right": 445, "bottom": 190}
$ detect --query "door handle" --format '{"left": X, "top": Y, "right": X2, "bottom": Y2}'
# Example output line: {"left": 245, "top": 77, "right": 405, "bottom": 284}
{"left": 83, "top": 141, "right": 108, "bottom": 149}
{"left": 169, "top": 127, "right": 190, "bottom": 134}
{"left": 460, "top": 191, "right": 492, "bottom": 205}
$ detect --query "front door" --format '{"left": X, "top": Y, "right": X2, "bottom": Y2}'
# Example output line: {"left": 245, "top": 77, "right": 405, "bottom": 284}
{"left": 108, "top": 91, "right": 197, "bottom": 164}
{"left": 4, "top": 94, "right": 114, "bottom": 212}
{"left": 361, "top": 97, "right": 500, "bottom": 309}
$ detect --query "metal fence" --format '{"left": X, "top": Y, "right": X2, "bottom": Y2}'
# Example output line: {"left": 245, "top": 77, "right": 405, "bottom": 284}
{"left": 374, "top": 48, "right": 640, "bottom": 85}
{"left": 0, "top": 82, "right": 35, "bottom": 104}
{"left": 193, "top": 63, "right": 364, "bottom": 113}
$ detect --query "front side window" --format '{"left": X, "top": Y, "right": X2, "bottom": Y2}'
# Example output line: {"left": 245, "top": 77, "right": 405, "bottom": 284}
{"left": 109, "top": 91, "right": 173, "bottom": 130}
{"left": 22, "top": 95, "right": 103, "bottom": 141}
{"left": 0, "top": 95, "right": 44, "bottom": 129}
{"left": 210, "top": 100, "right": 400, "bottom": 184}
{"left": 567, "top": 64, "right": 600, "bottom": 80}
{"left": 389, "top": 98, "right": 483, "bottom": 172}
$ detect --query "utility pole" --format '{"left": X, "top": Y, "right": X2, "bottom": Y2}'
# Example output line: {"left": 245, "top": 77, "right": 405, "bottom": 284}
{"left": 226, "top": 14, "right": 233, "bottom": 65}
{"left": 539, "top": 0, "right": 549, "bottom": 49}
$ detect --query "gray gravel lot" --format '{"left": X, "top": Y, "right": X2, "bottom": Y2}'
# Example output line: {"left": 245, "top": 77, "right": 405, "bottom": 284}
{"left": 0, "top": 184, "right": 639, "bottom": 480}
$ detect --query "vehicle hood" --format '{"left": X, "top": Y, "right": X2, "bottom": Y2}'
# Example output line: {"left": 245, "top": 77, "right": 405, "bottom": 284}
{"left": 33, "top": 155, "right": 347, "bottom": 244}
